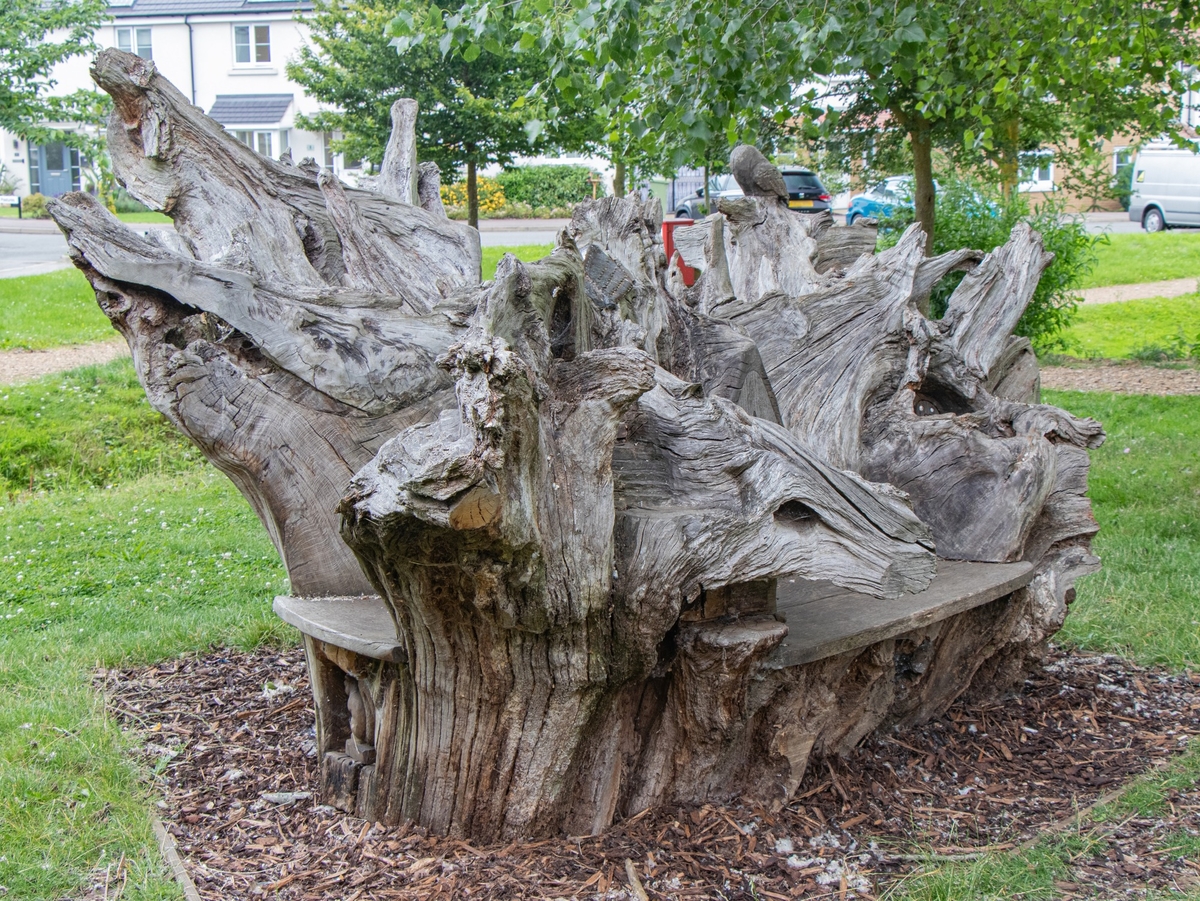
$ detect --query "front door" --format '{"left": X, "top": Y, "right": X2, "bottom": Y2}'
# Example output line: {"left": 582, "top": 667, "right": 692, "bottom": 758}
{"left": 32, "top": 142, "right": 78, "bottom": 196}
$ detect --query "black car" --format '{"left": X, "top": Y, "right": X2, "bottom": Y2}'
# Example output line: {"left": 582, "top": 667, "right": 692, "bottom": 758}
{"left": 779, "top": 167, "right": 833, "bottom": 213}
{"left": 673, "top": 168, "right": 831, "bottom": 218}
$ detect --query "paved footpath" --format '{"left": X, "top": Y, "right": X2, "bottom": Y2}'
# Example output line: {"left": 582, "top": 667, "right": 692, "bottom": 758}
{"left": 1079, "top": 278, "right": 1197, "bottom": 305}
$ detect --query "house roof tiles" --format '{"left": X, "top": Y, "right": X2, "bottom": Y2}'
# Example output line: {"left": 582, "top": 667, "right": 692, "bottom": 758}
{"left": 208, "top": 94, "right": 294, "bottom": 125}
{"left": 108, "top": 0, "right": 312, "bottom": 18}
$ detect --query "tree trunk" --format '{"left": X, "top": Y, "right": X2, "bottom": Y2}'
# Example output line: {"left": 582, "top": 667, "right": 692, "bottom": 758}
{"left": 466, "top": 157, "right": 479, "bottom": 229}
{"left": 613, "top": 158, "right": 626, "bottom": 197}
{"left": 907, "top": 115, "right": 937, "bottom": 260}
{"left": 998, "top": 117, "right": 1021, "bottom": 199}
{"left": 53, "top": 49, "right": 1104, "bottom": 842}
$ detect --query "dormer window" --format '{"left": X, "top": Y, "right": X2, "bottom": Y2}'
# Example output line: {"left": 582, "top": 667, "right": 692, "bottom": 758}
{"left": 234, "top": 25, "right": 271, "bottom": 65}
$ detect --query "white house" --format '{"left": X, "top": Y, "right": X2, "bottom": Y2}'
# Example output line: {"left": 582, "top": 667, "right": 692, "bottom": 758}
{"left": 3, "top": 0, "right": 352, "bottom": 199}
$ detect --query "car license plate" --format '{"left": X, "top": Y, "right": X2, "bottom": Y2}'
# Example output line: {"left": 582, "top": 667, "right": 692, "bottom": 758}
{"left": 788, "top": 199, "right": 813, "bottom": 208}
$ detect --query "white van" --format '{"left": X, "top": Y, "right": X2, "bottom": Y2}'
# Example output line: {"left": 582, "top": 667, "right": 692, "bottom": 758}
{"left": 1129, "top": 144, "right": 1200, "bottom": 232}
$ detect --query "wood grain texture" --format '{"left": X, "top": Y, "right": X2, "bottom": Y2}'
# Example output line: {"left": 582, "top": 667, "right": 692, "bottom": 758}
{"left": 49, "top": 65, "right": 1104, "bottom": 841}
{"left": 770, "top": 559, "right": 1035, "bottom": 666}
{"left": 274, "top": 595, "right": 404, "bottom": 663}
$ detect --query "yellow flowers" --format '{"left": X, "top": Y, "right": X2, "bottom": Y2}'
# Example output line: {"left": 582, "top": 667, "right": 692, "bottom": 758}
{"left": 440, "top": 177, "right": 506, "bottom": 214}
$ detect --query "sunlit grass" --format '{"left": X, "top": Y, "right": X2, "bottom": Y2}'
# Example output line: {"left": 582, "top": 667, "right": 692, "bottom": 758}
{"left": 0, "top": 206, "right": 171, "bottom": 224}
{"left": 1083, "top": 231, "right": 1200, "bottom": 289}
{"left": 1057, "top": 294, "right": 1200, "bottom": 360}
{"left": 480, "top": 243, "right": 555, "bottom": 279}
{"left": 0, "top": 360, "right": 286, "bottom": 899}
{"left": 1045, "top": 391, "right": 1200, "bottom": 669}
{"left": 0, "top": 269, "right": 114, "bottom": 350}
{"left": 0, "top": 359, "right": 200, "bottom": 496}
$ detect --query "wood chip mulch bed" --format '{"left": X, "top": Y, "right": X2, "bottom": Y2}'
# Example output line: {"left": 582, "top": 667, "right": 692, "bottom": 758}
{"left": 93, "top": 647, "right": 1200, "bottom": 900}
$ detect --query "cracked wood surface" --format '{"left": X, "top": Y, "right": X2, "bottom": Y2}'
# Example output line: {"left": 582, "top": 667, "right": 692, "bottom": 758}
{"left": 51, "top": 48, "right": 1104, "bottom": 840}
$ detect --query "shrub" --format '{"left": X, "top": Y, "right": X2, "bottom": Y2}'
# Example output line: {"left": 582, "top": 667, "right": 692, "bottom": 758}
{"left": 0, "top": 163, "right": 22, "bottom": 195}
{"left": 495, "top": 165, "right": 597, "bottom": 209}
{"left": 442, "top": 194, "right": 576, "bottom": 220}
{"left": 21, "top": 193, "right": 50, "bottom": 219}
{"left": 1113, "top": 162, "right": 1134, "bottom": 212}
{"left": 440, "top": 176, "right": 506, "bottom": 215}
{"left": 113, "top": 188, "right": 151, "bottom": 214}
{"left": 877, "top": 177, "right": 1098, "bottom": 350}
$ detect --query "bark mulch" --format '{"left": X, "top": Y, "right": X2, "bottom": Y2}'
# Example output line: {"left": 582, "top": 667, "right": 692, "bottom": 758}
{"left": 94, "top": 647, "right": 1200, "bottom": 900}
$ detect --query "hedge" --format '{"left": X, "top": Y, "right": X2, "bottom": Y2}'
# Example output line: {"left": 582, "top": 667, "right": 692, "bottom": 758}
{"left": 495, "top": 165, "right": 598, "bottom": 209}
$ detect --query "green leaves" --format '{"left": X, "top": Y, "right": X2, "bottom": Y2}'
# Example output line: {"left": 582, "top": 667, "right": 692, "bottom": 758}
{"left": 0, "top": 0, "right": 106, "bottom": 142}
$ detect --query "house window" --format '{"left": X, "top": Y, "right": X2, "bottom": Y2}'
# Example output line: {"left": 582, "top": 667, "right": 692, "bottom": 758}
{"left": 234, "top": 130, "right": 275, "bottom": 157}
{"left": 323, "top": 132, "right": 335, "bottom": 170}
{"left": 234, "top": 25, "right": 271, "bottom": 64}
{"left": 1113, "top": 147, "right": 1133, "bottom": 174}
{"left": 1019, "top": 151, "right": 1055, "bottom": 193}
{"left": 116, "top": 27, "right": 152, "bottom": 59}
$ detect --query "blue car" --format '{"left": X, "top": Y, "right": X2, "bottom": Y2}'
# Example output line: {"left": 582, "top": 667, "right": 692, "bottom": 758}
{"left": 845, "top": 176, "right": 915, "bottom": 225}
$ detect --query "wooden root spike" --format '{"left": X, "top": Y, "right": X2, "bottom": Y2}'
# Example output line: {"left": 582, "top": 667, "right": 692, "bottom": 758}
{"left": 377, "top": 98, "right": 420, "bottom": 205}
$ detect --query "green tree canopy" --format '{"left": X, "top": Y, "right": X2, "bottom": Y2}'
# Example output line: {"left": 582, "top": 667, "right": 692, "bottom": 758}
{"left": 0, "top": 0, "right": 108, "bottom": 151}
{"left": 398, "top": 0, "right": 1198, "bottom": 243}
{"left": 288, "top": 0, "right": 604, "bottom": 226}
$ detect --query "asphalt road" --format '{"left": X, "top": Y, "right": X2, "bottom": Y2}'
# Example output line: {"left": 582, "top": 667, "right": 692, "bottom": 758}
{"left": 0, "top": 231, "right": 71, "bottom": 277}
{"left": 0, "top": 219, "right": 567, "bottom": 279}
{"left": 0, "top": 212, "right": 1158, "bottom": 279}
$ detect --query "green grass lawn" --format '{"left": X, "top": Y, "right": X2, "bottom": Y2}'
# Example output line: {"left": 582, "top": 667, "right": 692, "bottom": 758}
{"left": 1050, "top": 390, "right": 1200, "bottom": 668}
{"left": 0, "top": 246, "right": 555, "bottom": 353}
{"left": 891, "top": 388, "right": 1200, "bottom": 899}
{"left": 0, "top": 269, "right": 115, "bottom": 350}
{"left": 481, "top": 243, "right": 555, "bottom": 278}
{"left": 0, "top": 206, "right": 171, "bottom": 224}
{"left": 1, "top": 359, "right": 286, "bottom": 900}
{"left": 1057, "top": 293, "right": 1200, "bottom": 360}
{"left": 1083, "top": 230, "right": 1200, "bottom": 289}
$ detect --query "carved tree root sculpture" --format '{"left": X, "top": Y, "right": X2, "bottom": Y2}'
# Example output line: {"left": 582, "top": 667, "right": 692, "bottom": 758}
{"left": 52, "top": 50, "right": 1103, "bottom": 840}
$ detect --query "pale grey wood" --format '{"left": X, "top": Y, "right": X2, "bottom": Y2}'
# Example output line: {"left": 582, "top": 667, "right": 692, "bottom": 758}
{"left": 50, "top": 68, "right": 1105, "bottom": 842}
{"left": 770, "top": 559, "right": 1035, "bottom": 666}
{"left": 377, "top": 99, "right": 420, "bottom": 206}
{"left": 813, "top": 216, "right": 879, "bottom": 274}
{"left": 417, "top": 162, "right": 446, "bottom": 216}
{"left": 53, "top": 193, "right": 456, "bottom": 415}
{"left": 90, "top": 49, "right": 480, "bottom": 295}
{"left": 712, "top": 213, "right": 1103, "bottom": 564}
{"left": 986, "top": 336, "right": 1041, "bottom": 403}
{"left": 274, "top": 595, "right": 404, "bottom": 662}
{"left": 942, "top": 223, "right": 1052, "bottom": 380}
{"left": 671, "top": 218, "right": 710, "bottom": 269}
{"left": 730, "top": 144, "right": 787, "bottom": 200}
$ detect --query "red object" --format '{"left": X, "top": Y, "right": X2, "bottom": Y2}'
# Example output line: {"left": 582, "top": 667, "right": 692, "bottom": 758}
{"left": 661, "top": 218, "right": 698, "bottom": 287}
{"left": 819, "top": 193, "right": 832, "bottom": 201}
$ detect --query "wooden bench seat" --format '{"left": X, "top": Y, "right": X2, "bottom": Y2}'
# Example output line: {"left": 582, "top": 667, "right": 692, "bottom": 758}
{"left": 276, "top": 559, "right": 1036, "bottom": 671}
{"left": 273, "top": 595, "right": 405, "bottom": 663}
{"left": 768, "top": 559, "right": 1035, "bottom": 668}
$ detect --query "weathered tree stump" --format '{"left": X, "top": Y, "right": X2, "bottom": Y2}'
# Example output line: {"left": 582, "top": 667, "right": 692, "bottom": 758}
{"left": 53, "top": 49, "right": 1103, "bottom": 841}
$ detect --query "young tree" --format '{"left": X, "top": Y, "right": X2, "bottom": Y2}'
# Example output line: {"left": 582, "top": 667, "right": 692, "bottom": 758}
{"left": 820, "top": 0, "right": 1198, "bottom": 246}
{"left": 413, "top": 0, "right": 1198, "bottom": 246}
{"left": 1, "top": 0, "right": 108, "bottom": 152}
{"left": 290, "top": 0, "right": 601, "bottom": 227}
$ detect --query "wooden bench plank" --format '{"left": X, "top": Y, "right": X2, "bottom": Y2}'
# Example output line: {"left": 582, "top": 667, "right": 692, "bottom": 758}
{"left": 769, "top": 559, "right": 1035, "bottom": 668}
{"left": 273, "top": 595, "right": 405, "bottom": 663}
